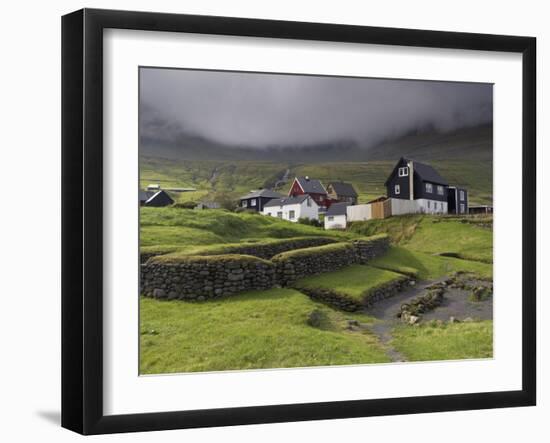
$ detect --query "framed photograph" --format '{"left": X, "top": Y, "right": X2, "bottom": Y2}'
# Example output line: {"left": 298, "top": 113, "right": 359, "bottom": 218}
{"left": 61, "top": 8, "right": 536, "bottom": 435}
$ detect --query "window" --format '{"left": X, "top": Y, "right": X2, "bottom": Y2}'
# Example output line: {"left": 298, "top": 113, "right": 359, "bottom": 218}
{"left": 460, "top": 203, "right": 465, "bottom": 213}
{"left": 277, "top": 211, "right": 283, "bottom": 218}
{"left": 460, "top": 190, "right": 465, "bottom": 200}
{"left": 434, "top": 202, "right": 438, "bottom": 210}
{"left": 394, "top": 184, "right": 400, "bottom": 195}
{"left": 250, "top": 198, "right": 256, "bottom": 207}
{"left": 307, "top": 197, "right": 312, "bottom": 207}
{"left": 327, "top": 216, "right": 334, "bottom": 221}
{"left": 267, "top": 212, "right": 272, "bottom": 216}
{"left": 242, "top": 200, "right": 248, "bottom": 207}
{"left": 437, "top": 185, "right": 444, "bottom": 195}
{"left": 425, "top": 183, "right": 433, "bottom": 193}
{"left": 427, "top": 201, "right": 431, "bottom": 209}
{"left": 398, "top": 166, "right": 409, "bottom": 177}
{"left": 289, "top": 210, "right": 295, "bottom": 220}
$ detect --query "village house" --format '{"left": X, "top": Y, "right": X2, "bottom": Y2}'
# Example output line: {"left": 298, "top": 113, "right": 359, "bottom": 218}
{"left": 324, "top": 202, "right": 350, "bottom": 230}
{"left": 239, "top": 189, "right": 284, "bottom": 212}
{"left": 288, "top": 176, "right": 328, "bottom": 208}
{"left": 139, "top": 189, "right": 174, "bottom": 207}
{"left": 326, "top": 181, "right": 358, "bottom": 205}
{"left": 262, "top": 195, "right": 319, "bottom": 222}
{"left": 447, "top": 186, "right": 469, "bottom": 215}
{"left": 385, "top": 157, "right": 450, "bottom": 215}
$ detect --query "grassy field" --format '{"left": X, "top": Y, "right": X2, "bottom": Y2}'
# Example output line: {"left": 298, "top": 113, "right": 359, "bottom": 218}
{"left": 140, "top": 156, "right": 493, "bottom": 206}
{"left": 293, "top": 265, "right": 406, "bottom": 302}
{"left": 140, "top": 288, "right": 389, "bottom": 374}
{"left": 140, "top": 206, "right": 355, "bottom": 256}
{"left": 140, "top": 206, "right": 493, "bottom": 373}
{"left": 391, "top": 321, "right": 493, "bottom": 361}
{"left": 349, "top": 215, "right": 493, "bottom": 263}
{"left": 369, "top": 246, "right": 493, "bottom": 280}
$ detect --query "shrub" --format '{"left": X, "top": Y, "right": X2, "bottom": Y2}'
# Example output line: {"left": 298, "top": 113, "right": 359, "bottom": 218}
{"left": 298, "top": 217, "right": 322, "bottom": 228}
{"left": 173, "top": 201, "right": 197, "bottom": 209}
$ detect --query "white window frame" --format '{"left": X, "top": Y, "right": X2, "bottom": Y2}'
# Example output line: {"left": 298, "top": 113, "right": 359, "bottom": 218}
{"left": 327, "top": 216, "right": 334, "bottom": 221}
{"left": 425, "top": 183, "right": 433, "bottom": 193}
{"left": 460, "top": 203, "right": 465, "bottom": 213}
{"left": 289, "top": 210, "right": 295, "bottom": 220}
{"left": 460, "top": 190, "right": 465, "bottom": 200}
{"left": 437, "top": 185, "right": 444, "bottom": 195}
{"left": 277, "top": 211, "right": 283, "bottom": 218}
{"left": 242, "top": 200, "right": 248, "bottom": 207}
{"left": 250, "top": 198, "right": 256, "bottom": 207}
{"left": 394, "top": 184, "right": 400, "bottom": 195}
{"left": 398, "top": 166, "right": 409, "bottom": 177}
{"left": 427, "top": 200, "right": 431, "bottom": 209}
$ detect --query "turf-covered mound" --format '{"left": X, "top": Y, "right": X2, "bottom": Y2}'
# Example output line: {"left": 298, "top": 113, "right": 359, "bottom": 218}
{"left": 293, "top": 265, "right": 411, "bottom": 312}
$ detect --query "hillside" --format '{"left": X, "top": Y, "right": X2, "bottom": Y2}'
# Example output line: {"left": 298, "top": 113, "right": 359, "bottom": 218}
{"left": 140, "top": 124, "right": 493, "bottom": 205}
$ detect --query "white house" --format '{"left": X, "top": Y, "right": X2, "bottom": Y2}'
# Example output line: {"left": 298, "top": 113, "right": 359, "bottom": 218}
{"left": 262, "top": 195, "right": 319, "bottom": 222}
{"left": 324, "top": 202, "right": 349, "bottom": 230}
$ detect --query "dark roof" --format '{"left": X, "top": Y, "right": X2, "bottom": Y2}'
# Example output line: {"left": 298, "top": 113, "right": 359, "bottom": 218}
{"left": 143, "top": 190, "right": 174, "bottom": 207}
{"left": 139, "top": 190, "right": 155, "bottom": 202}
{"left": 409, "top": 159, "right": 448, "bottom": 185}
{"left": 295, "top": 176, "right": 327, "bottom": 194}
{"left": 263, "top": 194, "right": 313, "bottom": 208}
{"left": 239, "top": 189, "right": 284, "bottom": 200}
{"left": 328, "top": 181, "right": 358, "bottom": 197}
{"left": 325, "top": 202, "right": 350, "bottom": 216}
{"left": 384, "top": 157, "right": 448, "bottom": 186}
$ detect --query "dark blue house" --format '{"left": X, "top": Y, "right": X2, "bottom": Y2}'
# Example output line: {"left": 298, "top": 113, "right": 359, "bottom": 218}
{"left": 239, "top": 189, "right": 283, "bottom": 212}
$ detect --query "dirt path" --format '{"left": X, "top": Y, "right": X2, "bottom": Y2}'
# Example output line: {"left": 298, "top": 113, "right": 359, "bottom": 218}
{"left": 362, "top": 278, "right": 493, "bottom": 362}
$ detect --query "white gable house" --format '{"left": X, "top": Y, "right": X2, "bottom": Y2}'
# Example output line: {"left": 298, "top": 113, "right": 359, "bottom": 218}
{"left": 324, "top": 202, "right": 350, "bottom": 230}
{"left": 262, "top": 195, "right": 319, "bottom": 222}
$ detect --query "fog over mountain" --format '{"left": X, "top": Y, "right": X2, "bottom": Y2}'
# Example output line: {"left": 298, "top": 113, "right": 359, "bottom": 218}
{"left": 139, "top": 67, "right": 493, "bottom": 153}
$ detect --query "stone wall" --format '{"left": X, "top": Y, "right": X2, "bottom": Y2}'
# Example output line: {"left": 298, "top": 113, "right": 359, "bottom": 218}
{"left": 297, "top": 276, "right": 411, "bottom": 312}
{"left": 141, "top": 234, "right": 390, "bottom": 301}
{"left": 272, "top": 243, "right": 358, "bottom": 285}
{"left": 141, "top": 254, "right": 276, "bottom": 301}
{"left": 140, "top": 236, "right": 339, "bottom": 263}
{"left": 272, "top": 235, "right": 390, "bottom": 284}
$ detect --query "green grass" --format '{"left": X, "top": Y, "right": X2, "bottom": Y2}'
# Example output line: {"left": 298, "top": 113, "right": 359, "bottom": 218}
{"left": 140, "top": 207, "right": 355, "bottom": 254}
{"left": 402, "top": 218, "right": 493, "bottom": 263}
{"left": 140, "top": 288, "right": 389, "bottom": 374}
{"left": 350, "top": 215, "right": 493, "bottom": 264}
{"left": 369, "top": 246, "right": 492, "bottom": 280}
{"left": 391, "top": 320, "right": 493, "bottom": 361}
{"left": 293, "top": 265, "right": 406, "bottom": 302}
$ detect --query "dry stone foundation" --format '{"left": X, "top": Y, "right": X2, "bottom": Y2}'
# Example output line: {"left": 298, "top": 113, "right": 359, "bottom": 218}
{"left": 140, "top": 234, "right": 390, "bottom": 302}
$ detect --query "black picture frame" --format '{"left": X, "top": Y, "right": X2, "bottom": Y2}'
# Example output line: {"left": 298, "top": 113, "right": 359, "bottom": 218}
{"left": 61, "top": 8, "right": 536, "bottom": 435}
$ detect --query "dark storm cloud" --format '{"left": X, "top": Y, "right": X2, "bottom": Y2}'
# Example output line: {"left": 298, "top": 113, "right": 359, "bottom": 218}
{"left": 140, "top": 68, "right": 492, "bottom": 148}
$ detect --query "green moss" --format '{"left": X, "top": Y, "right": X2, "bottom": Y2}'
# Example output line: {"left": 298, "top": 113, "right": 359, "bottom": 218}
{"left": 272, "top": 242, "right": 353, "bottom": 261}
{"left": 150, "top": 253, "right": 273, "bottom": 266}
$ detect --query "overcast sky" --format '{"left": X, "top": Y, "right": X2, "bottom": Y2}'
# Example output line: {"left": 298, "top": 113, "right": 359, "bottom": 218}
{"left": 140, "top": 68, "right": 493, "bottom": 148}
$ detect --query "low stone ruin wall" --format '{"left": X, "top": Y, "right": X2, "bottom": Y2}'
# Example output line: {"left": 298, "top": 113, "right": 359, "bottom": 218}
{"left": 141, "top": 254, "right": 276, "bottom": 301}
{"left": 297, "top": 276, "right": 412, "bottom": 312}
{"left": 141, "top": 234, "right": 390, "bottom": 302}
{"left": 272, "top": 234, "right": 390, "bottom": 284}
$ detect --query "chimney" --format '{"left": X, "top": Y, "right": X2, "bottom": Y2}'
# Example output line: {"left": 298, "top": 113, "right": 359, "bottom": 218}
{"left": 408, "top": 160, "right": 414, "bottom": 200}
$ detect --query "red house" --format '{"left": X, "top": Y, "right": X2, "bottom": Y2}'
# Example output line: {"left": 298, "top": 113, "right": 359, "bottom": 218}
{"left": 288, "top": 176, "right": 328, "bottom": 208}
